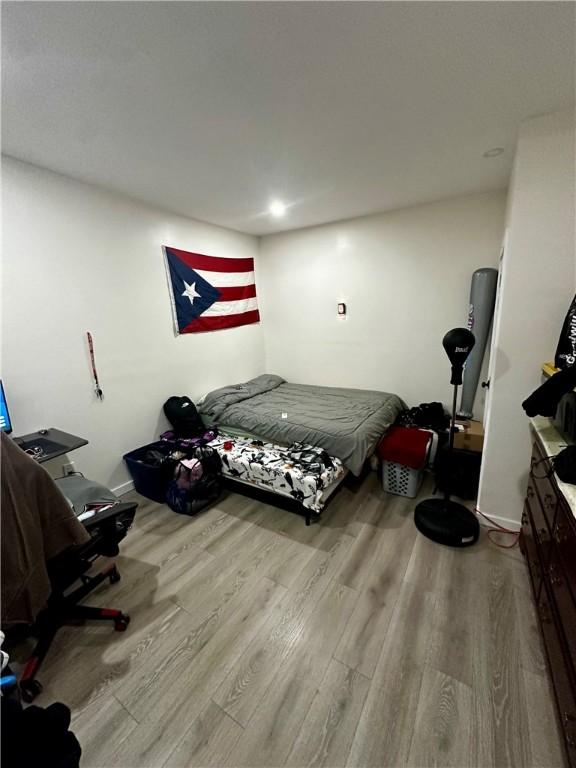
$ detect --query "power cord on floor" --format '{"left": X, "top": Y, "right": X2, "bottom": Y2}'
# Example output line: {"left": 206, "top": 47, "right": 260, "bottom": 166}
{"left": 475, "top": 506, "right": 521, "bottom": 549}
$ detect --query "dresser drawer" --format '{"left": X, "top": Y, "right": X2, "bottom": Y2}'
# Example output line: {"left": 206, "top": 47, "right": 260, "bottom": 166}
{"left": 530, "top": 444, "right": 559, "bottom": 529}
{"left": 552, "top": 502, "right": 576, "bottom": 603}
{"left": 538, "top": 582, "right": 576, "bottom": 766}
{"left": 526, "top": 478, "right": 554, "bottom": 555}
{"left": 521, "top": 500, "right": 543, "bottom": 599}
{"left": 548, "top": 543, "right": 576, "bottom": 671}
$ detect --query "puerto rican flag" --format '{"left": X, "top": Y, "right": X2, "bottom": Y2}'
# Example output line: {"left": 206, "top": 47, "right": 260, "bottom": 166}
{"left": 163, "top": 246, "right": 260, "bottom": 334}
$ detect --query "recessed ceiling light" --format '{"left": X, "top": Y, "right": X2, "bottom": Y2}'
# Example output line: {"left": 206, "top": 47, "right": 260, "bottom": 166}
{"left": 269, "top": 200, "right": 287, "bottom": 218}
{"left": 483, "top": 147, "right": 504, "bottom": 158}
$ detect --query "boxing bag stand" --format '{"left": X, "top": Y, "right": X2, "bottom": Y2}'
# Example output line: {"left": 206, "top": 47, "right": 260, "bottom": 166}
{"left": 414, "top": 328, "right": 480, "bottom": 547}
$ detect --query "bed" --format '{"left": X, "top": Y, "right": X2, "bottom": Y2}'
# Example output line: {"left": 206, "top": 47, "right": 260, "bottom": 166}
{"left": 200, "top": 375, "right": 404, "bottom": 523}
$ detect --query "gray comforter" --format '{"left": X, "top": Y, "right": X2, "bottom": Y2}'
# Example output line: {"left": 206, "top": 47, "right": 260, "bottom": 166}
{"left": 199, "top": 375, "right": 404, "bottom": 475}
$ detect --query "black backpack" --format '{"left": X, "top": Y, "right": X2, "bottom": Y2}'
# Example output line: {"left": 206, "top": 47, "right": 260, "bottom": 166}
{"left": 163, "top": 396, "right": 205, "bottom": 438}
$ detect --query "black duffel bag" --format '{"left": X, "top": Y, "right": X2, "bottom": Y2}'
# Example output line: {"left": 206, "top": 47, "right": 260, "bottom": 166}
{"left": 165, "top": 446, "right": 223, "bottom": 516}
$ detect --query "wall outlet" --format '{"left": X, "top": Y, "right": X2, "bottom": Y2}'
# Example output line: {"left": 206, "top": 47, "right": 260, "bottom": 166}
{"left": 62, "top": 461, "right": 76, "bottom": 476}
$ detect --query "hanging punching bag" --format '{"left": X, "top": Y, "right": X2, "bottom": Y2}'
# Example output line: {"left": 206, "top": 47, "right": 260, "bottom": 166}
{"left": 458, "top": 267, "right": 498, "bottom": 418}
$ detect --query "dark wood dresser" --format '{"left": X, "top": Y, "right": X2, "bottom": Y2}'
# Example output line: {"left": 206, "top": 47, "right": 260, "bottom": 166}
{"left": 521, "top": 417, "right": 576, "bottom": 767}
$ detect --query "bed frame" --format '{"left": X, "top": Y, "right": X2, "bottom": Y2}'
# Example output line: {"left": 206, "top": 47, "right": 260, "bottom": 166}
{"left": 222, "top": 469, "right": 348, "bottom": 526}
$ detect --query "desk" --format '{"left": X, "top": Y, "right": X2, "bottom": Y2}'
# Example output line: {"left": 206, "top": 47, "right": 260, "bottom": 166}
{"left": 13, "top": 428, "right": 88, "bottom": 463}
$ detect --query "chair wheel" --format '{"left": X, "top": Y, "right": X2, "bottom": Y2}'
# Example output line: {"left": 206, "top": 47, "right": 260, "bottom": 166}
{"left": 20, "top": 678, "right": 43, "bottom": 703}
{"left": 109, "top": 568, "right": 121, "bottom": 584}
{"left": 114, "top": 615, "right": 130, "bottom": 632}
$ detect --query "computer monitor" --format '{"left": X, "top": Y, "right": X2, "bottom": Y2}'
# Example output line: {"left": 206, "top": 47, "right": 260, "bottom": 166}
{"left": 0, "top": 380, "right": 13, "bottom": 434}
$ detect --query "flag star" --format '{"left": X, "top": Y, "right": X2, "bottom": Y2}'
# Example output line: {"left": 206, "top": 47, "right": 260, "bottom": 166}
{"left": 182, "top": 280, "right": 201, "bottom": 305}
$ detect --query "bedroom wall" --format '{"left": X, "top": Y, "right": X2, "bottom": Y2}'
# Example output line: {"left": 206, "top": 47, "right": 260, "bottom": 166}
{"left": 1, "top": 157, "right": 265, "bottom": 491}
{"left": 258, "top": 191, "right": 507, "bottom": 415}
{"left": 478, "top": 109, "right": 576, "bottom": 527}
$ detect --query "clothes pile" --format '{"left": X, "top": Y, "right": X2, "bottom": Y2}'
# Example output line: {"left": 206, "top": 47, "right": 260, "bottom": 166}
{"left": 396, "top": 402, "right": 449, "bottom": 432}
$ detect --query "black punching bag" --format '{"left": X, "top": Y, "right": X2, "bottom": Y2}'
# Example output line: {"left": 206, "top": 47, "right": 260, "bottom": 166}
{"left": 443, "top": 328, "right": 476, "bottom": 386}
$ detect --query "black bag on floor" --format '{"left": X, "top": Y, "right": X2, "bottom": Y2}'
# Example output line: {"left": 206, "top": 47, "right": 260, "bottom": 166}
{"left": 165, "top": 446, "right": 223, "bottom": 516}
{"left": 435, "top": 447, "right": 481, "bottom": 500}
{"left": 163, "top": 396, "right": 205, "bottom": 439}
{"left": 1, "top": 699, "right": 81, "bottom": 768}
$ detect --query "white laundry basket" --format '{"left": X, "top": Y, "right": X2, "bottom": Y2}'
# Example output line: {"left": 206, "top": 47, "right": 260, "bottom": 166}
{"left": 381, "top": 460, "right": 424, "bottom": 498}
{"left": 380, "top": 429, "right": 433, "bottom": 498}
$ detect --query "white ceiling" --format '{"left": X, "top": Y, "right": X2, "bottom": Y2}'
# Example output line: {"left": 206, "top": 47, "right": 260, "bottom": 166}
{"left": 2, "top": 2, "right": 575, "bottom": 235}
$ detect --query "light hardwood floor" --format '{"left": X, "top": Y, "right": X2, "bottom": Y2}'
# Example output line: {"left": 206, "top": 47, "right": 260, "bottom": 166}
{"left": 27, "top": 472, "right": 564, "bottom": 767}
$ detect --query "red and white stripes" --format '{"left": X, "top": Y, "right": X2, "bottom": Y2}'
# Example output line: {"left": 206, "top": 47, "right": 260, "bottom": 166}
{"left": 166, "top": 246, "right": 260, "bottom": 332}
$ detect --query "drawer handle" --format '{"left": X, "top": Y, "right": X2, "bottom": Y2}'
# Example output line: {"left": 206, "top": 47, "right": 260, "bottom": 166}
{"left": 564, "top": 713, "right": 576, "bottom": 748}
{"left": 555, "top": 524, "right": 569, "bottom": 544}
{"left": 539, "top": 527, "right": 548, "bottom": 540}
{"left": 549, "top": 565, "right": 563, "bottom": 586}
{"left": 539, "top": 601, "right": 551, "bottom": 623}
{"left": 544, "top": 493, "right": 556, "bottom": 511}
{"left": 527, "top": 486, "right": 535, "bottom": 499}
{"left": 521, "top": 513, "right": 528, "bottom": 526}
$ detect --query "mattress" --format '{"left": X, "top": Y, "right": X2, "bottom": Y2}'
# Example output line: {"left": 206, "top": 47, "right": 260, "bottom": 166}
{"left": 200, "top": 374, "right": 404, "bottom": 475}
{"left": 207, "top": 432, "right": 346, "bottom": 513}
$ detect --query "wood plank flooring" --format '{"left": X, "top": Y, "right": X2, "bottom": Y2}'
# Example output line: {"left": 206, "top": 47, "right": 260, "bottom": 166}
{"left": 26, "top": 472, "right": 564, "bottom": 767}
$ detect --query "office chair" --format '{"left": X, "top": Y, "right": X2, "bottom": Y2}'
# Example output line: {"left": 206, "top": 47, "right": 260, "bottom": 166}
{"left": 18, "top": 501, "right": 137, "bottom": 703}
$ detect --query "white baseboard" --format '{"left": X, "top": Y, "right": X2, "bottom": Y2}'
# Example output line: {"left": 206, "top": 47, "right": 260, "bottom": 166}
{"left": 110, "top": 480, "right": 521, "bottom": 530}
{"left": 475, "top": 507, "right": 521, "bottom": 532}
{"left": 112, "top": 479, "right": 135, "bottom": 497}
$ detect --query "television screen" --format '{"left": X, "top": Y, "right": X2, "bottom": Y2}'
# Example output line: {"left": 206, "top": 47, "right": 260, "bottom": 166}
{"left": 0, "top": 380, "right": 13, "bottom": 434}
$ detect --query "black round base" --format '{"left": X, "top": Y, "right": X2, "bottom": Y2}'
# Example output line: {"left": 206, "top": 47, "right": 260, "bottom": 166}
{"left": 414, "top": 498, "right": 480, "bottom": 548}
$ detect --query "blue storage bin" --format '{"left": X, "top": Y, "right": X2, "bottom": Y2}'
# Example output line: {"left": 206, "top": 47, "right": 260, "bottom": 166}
{"left": 123, "top": 441, "right": 174, "bottom": 503}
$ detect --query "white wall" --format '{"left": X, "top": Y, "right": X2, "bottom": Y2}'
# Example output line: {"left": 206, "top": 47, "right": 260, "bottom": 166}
{"left": 478, "top": 110, "right": 576, "bottom": 527}
{"left": 1, "top": 158, "right": 265, "bottom": 491}
{"left": 259, "top": 192, "right": 506, "bottom": 414}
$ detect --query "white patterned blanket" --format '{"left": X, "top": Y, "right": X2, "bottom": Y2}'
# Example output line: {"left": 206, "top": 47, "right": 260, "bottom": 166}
{"left": 207, "top": 433, "right": 345, "bottom": 513}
